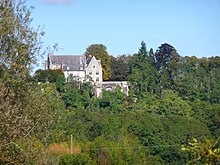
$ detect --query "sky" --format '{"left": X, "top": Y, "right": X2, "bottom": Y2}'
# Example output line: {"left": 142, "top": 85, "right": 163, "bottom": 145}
{"left": 26, "top": 0, "right": 220, "bottom": 68}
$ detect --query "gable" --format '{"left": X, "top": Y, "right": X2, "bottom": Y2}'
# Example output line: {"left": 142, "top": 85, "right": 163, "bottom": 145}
{"left": 86, "top": 56, "right": 102, "bottom": 69}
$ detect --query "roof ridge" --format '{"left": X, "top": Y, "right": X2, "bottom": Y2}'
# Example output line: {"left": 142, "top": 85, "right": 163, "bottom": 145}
{"left": 51, "top": 54, "right": 84, "bottom": 56}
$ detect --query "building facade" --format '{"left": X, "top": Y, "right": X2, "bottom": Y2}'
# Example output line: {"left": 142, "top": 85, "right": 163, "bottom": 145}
{"left": 46, "top": 54, "right": 102, "bottom": 83}
{"left": 46, "top": 54, "right": 129, "bottom": 97}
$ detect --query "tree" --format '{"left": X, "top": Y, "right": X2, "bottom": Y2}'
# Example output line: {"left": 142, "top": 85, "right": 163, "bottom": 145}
{"left": 209, "top": 57, "right": 220, "bottom": 104}
{"left": 174, "top": 56, "right": 220, "bottom": 103}
{"left": 110, "top": 55, "right": 130, "bottom": 81}
{"left": 191, "top": 100, "right": 220, "bottom": 138}
{"left": 99, "top": 88, "right": 126, "bottom": 113}
{"left": 85, "top": 44, "right": 111, "bottom": 80}
{"left": 154, "top": 43, "right": 180, "bottom": 70}
{"left": 149, "top": 48, "right": 155, "bottom": 66}
{"left": 133, "top": 90, "right": 192, "bottom": 116}
{"left": 154, "top": 43, "right": 181, "bottom": 95}
{"left": 128, "top": 41, "right": 158, "bottom": 96}
{"left": 0, "top": 0, "right": 60, "bottom": 163}
{"left": 62, "top": 84, "right": 90, "bottom": 109}
{"left": 174, "top": 56, "right": 201, "bottom": 101}
{"left": 59, "top": 154, "right": 95, "bottom": 165}
{"left": 126, "top": 111, "right": 211, "bottom": 164}
{"left": 181, "top": 137, "right": 220, "bottom": 164}
{"left": 0, "top": 0, "right": 43, "bottom": 79}
{"left": 34, "top": 69, "right": 65, "bottom": 92}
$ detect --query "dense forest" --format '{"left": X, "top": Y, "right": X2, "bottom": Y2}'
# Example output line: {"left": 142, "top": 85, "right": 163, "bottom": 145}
{"left": 0, "top": 0, "right": 219, "bottom": 164}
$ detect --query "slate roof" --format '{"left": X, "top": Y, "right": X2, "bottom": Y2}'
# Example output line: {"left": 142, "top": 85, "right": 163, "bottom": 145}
{"left": 86, "top": 57, "right": 92, "bottom": 64}
{"left": 50, "top": 55, "right": 86, "bottom": 71}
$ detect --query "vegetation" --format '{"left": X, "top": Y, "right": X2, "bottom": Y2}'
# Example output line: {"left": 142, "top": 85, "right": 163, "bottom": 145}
{"left": 31, "top": 42, "right": 220, "bottom": 164}
{"left": 85, "top": 44, "right": 111, "bottom": 81}
{"left": 181, "top": 137, "right": 220, "bottom": 164}
{"left": 34, "top": 69, "right": 65, "bottom": 92}
{"left": 0, "top": 0, "right": 219, "bottom": 164}
{"left": 0, "top": 0, "right": 63, "bottom": 163}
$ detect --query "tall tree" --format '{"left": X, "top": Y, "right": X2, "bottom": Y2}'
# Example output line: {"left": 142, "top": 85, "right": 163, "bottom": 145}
{"left": 0, "top": 0, "right": 61, "bottom": 163}
{"left": 149, "top": 48, "right": 155, "bottom": 66}
{"left": 0, "top": 0, "right": 43, "bottom": 79}
{"left": 128, "top": 41, "right": 157, "bottom": 96}
{"left": 208, "top": 56, "right": 220, "bottom": 103}
{"left": 174, "top": 56, "right": 200, "bottom": 101}
{"left": 85, "top": 44, "right": 111, "bottom": 80}
{"left": 110, "top": 55, "right": 130, "bottom": 81}
{"left": 154, "top": 43, "right": 180, "bottom": 70}
{"left": 154, "top": 43, "right": 180, "bottom": 96}
{"left": 175, "top": 56, "right": 220, "bottom": 103}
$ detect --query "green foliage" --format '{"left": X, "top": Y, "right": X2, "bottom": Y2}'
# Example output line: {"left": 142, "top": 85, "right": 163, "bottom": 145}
{"left": 175, "top": 56, "right": 220, "bottom": 103}
{"left": 158, "top": 90, "right": 192, "bottom": 116}
{"left": 154, "top": 43, "right": 180, "bottom": 70}
{"left": 128, "top": 41, "right": 158, "bottom": 96}
{"left": 85, "top": 44, "right": 111, "bottom": 80}
{"left": 59, "top": 154, "right": 95, "bottom": 165}
{"left": 32, "top": 46, "right": 220, "bottom": 164}
{"left": 0, "top": 0, "right": 44, "bottom": 79}
{"left": 1, "top": 1, "right": 219, "bottom": 163}
{"left": 34, "top": 69, "right": 65, "bottom": 92}
{"left": 61, "top": 82, "right": 93, "bottom": 109}
{"left": 133, "top": 90, "right": 192, "bottom": 116}
{"left": 110, "top": 55, "right": 130, "bottom": 81}
{"left": 62, "top": 87, "right": 86, "bottom": 109}
{"left": 84, "top": 136, "right": 146, "bottom": 165}
{"left": 0, "top": 0, "right": 72, "bottom": 163}
{"left": 181, "top": 137, "right": 220, "bottom": 164}
{"left": 51, "top": 50, "right": 219, "bottom": 164}
{"left": 153, "top": 43, "right": 181, "bottom": 96}
{"left": 0, "top": 0, "right": 62, "bottom": 163}
{"left": 126, "top": 111, "right": 211, "bottom": 164}
{"left": 191, "top": 100, "right": 220, "bottom": 138}
{"left": 98, "top": 88, "right": 126, "bottom": 113}
{"left": 0, "top": 77, "right": 65, "bottom": 163}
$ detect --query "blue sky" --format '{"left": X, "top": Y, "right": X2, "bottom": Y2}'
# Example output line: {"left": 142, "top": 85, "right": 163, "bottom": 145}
{"left": 27, "top": 0, "right": 220, "bottom": 62}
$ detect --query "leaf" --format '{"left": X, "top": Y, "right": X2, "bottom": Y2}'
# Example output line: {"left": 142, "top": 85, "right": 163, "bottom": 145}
{"left": 192, "top": 137, "right": 198, "bottom": 143}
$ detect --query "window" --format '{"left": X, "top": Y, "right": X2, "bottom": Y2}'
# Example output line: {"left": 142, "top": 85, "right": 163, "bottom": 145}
{"left": 89, "top": 71, "right": 92, "bottom": 75}
{"left": 96, "top": 71, "right": 99, "bottom": 75}
{"left": 93, "top": 65, "right": 95, "bottom": 68}
{"left": 96, "top": 77, "right": 99, "bottom": 82}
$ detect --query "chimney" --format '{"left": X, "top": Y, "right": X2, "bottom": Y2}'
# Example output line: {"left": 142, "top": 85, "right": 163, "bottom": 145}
{"left": 80, "top": 56, "right": 82, "bottom": 65}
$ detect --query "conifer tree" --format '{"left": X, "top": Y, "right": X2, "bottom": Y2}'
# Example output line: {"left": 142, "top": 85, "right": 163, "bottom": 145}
{"left": 129, "top": 41, "right": 157, "bottom": 96}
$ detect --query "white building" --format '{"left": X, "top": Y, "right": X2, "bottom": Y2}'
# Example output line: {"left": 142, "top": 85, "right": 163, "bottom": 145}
{"left": 46, "top": 54, "right": 102, "bottom": 83}
{"left": 46, "top": 54, "right": 129, "bottom": 97}
{"left": 85, "top": 55, "right": 102, "bottom": 83}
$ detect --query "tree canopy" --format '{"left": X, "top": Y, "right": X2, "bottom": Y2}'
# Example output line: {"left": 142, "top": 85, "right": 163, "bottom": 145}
{"left": 34, "top": 69, "right": 65, "bottom": 91}
{"left": 85, "top": 44, "right": 111, "bottom": 80}
{"left": 128, "top": 41, "right": 158, "bottom": 96}
{"left": 0, "top": 1, "right": 219, "bottom": 163}
{"left": 154, "top": 43, "right": 180, "bottom": 70}
{"left": 0, "top": 1, "right": 64, "bottom": 163}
